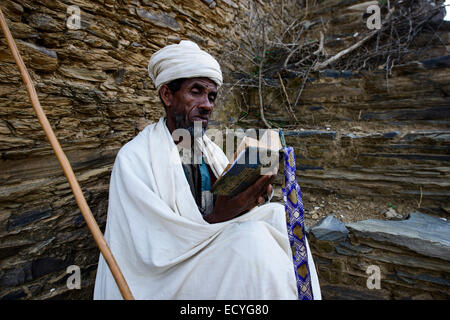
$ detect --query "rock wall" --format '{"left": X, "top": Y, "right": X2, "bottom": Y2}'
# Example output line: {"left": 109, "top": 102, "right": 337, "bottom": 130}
{"left": 235, "top": 2, "right": 450, "bottom": 217}
{"left": 309, "top": 213, "right": 450, "bottom": 299}
{"left": 0, "top": 0, "right": 247, "bottom": 300}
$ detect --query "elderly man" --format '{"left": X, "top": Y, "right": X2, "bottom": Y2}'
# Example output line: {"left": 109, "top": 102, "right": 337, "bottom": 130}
{"left": 93, "top": 40, "right": 320, "bottom": 300}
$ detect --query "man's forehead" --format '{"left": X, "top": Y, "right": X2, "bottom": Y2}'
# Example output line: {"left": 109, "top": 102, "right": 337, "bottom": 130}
{"left": 183, "top": 77, "right": 217, "bottom": 90}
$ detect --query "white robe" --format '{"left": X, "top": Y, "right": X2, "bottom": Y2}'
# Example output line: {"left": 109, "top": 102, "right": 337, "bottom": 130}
{"left": 93, "top": 117, "right": 321, "bottom": 300}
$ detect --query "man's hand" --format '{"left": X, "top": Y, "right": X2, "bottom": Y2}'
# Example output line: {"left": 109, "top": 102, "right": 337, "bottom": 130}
{"left": 205, "top": 174, "right": 275, "bottom": 224}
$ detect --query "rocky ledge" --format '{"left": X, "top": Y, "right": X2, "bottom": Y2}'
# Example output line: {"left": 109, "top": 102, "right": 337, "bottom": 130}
{"left": 308, "top": 212, "right": 450, "bottom": 300}
{"left": 346, "top": 213, "right": 450, "bottom": 262}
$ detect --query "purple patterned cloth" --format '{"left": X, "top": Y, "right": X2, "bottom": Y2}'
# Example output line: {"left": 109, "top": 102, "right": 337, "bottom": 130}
{"left": 282, "top": 146, "right": 313, "bottom": 300}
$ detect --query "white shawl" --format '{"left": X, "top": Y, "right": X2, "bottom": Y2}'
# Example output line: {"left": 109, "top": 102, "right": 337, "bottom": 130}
{"left": 93, "top": 117, "right": 321, "bottom": 299}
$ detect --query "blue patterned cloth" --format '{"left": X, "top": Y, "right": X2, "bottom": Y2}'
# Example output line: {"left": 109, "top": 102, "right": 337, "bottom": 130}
{"left": 282, "top": 146, "right": 314, "bottom": 300}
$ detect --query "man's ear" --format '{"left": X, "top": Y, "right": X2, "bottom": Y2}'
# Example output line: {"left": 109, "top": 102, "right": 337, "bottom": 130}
{"left": 159, "top": 85, "right": 172, "bottom": 108}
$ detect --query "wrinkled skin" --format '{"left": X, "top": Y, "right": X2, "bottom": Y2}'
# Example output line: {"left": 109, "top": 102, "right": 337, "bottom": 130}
{"left": 160, "top": 77, "right": 216, "bottom": 136}
{"left": 160, "top": 77, "right": 274, "bottom": 223}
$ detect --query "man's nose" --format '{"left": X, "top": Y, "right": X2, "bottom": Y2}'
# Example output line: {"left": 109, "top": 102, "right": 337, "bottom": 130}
{"left": 199, "top": 94, "right": 213, "bottom": 112}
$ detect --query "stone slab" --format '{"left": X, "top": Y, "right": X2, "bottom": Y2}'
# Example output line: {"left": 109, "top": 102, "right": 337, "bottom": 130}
{"left": 346, "top": 212, "right": 450, "bottom": 261}
{"left": 311, "top": 214, "right": 349, "bottom": 242}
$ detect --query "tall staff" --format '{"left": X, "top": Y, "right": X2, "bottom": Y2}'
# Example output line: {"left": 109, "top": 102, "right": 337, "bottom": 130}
{"left": 0, "top": 8, "right": 134, "bottom": 300}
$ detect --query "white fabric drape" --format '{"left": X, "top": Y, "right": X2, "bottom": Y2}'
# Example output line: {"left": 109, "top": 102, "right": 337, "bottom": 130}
{"left": 93, "top": 117, "right": 321, "bottom": 300}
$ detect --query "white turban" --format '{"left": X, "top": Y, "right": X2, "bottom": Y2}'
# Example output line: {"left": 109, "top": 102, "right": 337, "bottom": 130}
{"left": 147, "top": 40, "right": 223, "bottom": 91}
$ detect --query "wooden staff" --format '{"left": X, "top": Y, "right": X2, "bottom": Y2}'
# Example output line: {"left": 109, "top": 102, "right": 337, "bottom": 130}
{"left": 0, "top": 8, "right": 134, "bottom": 300}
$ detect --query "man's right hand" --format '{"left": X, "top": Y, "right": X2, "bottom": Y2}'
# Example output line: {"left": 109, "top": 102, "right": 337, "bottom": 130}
{"left": 205, "top": 174, "right": 276, "bottom": 224}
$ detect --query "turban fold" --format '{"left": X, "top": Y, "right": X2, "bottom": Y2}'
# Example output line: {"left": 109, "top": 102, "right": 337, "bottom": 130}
{"left": 148, "top": 40, "right": 223, "bottom": 91}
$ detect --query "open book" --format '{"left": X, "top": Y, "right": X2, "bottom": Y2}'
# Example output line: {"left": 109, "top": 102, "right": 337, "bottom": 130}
{"left": 211, "top": 129, "right": 285, "bottom": 197}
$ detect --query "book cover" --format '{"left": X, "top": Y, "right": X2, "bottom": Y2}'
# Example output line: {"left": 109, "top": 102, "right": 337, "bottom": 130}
{"left": 211, "top": 130, "right": 284, "bottom": 197}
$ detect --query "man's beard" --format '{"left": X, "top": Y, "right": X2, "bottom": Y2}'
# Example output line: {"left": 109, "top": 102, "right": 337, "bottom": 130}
{"left": 174, "top": 114, "right": 207, "bottom": 165}
{"left": 175, "top": 114, "right": 207, "bottom": 138}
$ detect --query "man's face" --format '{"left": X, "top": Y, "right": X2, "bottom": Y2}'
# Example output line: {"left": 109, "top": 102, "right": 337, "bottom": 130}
{"left": 161, "top": 77, "right": 218, "bottom": 136}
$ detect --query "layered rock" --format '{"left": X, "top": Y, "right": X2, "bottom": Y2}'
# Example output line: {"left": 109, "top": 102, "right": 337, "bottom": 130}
{"left": 309, "top": 213, "right": 450, "bottom": 300}
{"left": 0, "top": 0, "right": 246, "bottom": 300}
{"left": 237, "top": 37, "right": 450, "bottom": 217}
